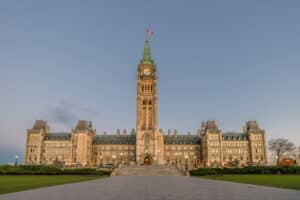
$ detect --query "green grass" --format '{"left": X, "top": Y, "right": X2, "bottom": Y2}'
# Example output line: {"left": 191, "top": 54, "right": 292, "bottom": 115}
{"left": 201, "top": 175, "right": 300, "bottom": 190}
{"left": 0, "top": 175, "right": 104, "bottom": 194}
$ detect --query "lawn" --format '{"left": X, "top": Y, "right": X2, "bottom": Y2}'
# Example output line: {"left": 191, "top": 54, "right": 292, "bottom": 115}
{"left": 0, "top": 175, "right": 103, "bottom": 194}
{"left": 201, "top": 175, "right": 300, "bottom": 190}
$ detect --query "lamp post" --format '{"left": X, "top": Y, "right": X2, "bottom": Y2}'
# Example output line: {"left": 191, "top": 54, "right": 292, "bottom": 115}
{"left": 14, "top": 155, "right": 19, "bottom": 167}
{"left": 100, "top": 156, "right": 103, "bottom": 168}
{"left": 112, "top": 155, "right": 116, "bottom": 170}
{"left": 184, "top": 155, "right": 189, "bottom": 173}
{"left": 120, "top": 152, "right": 124, "bottom": 165}
{"left": 193, "top": 156, "right": 197, "bottom": 168}
{"left": 175, "top": 152, "right": 178, "bottom": 165}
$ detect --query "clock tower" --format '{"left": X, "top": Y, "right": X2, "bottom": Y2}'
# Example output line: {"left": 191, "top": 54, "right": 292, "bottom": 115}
{"left": 136, "top": 40, "right": 164, "bottom": 164}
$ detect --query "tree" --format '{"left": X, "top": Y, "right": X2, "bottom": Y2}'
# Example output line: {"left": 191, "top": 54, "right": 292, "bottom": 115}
{"left": 297, "top": 146, "right": 300, "bottom": 164}
{"left": 130, "top": 128, "right": 135, "bottom": 135}
{"left": 268, "top": 138, "right": 296, "bottom": 165}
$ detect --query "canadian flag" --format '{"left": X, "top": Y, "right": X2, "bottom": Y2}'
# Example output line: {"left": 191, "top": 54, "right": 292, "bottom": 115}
{"left": 146, "top": 28, "right": 154, "bottom": 36}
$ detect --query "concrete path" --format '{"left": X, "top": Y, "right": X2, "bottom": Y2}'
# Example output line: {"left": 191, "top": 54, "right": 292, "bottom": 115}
{"left": 1, "top": 176, "right": 299, "bottom": 200}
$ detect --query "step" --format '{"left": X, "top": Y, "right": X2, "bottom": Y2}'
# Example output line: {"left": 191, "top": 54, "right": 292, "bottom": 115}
{"left": 114, "top": 165, "right": 183, "bottom": 176}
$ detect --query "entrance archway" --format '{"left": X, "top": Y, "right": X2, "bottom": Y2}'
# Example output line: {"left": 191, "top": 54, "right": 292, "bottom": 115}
{"left": 144, "top": 155, "right": 152, "bottom": 165}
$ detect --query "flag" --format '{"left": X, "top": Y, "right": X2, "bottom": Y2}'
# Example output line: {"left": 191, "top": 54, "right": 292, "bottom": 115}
{"left": 146, "top": 28, "right": 154, "bottom": 36}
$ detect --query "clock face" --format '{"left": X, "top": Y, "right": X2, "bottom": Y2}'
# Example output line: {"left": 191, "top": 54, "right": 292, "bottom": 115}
{"left": 143, "top": 69, "right": 151, "bottom": 76}
{"left": 141, "top": 69, "right": 151, "bottom": 76}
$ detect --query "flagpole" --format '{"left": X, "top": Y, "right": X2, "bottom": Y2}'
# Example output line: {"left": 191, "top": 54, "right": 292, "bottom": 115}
{"left": 146, "top": 28, "right": 149, "bottom": 41}
{"left": 146, "top": 27, "right": 154, "bottom": 41}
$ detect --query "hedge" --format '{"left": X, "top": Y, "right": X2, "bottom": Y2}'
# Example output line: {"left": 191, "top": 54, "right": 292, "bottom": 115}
{"left": 189, "top": 166, "right": 300, "bottom": 176}
{"left": 0, "top": 165, "right": 111, "bottom": 176}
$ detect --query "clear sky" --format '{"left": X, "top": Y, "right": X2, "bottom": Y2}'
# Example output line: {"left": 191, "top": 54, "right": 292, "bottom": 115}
{"left": 1, "top": 0, "right": 300, "bottom": 164}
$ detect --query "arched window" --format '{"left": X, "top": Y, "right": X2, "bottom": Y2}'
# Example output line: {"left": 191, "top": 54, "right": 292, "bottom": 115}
{"left": 143, "top": 100, "right": 147, "bottom": 105}
{"left": 145, "top": 134, "right": 150, "bottom": 146}
{"left": 149, "top": 100, "right": 152, "bottom": 105}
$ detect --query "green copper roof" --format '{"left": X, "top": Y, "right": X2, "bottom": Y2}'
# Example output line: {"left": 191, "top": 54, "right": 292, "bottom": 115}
{"left": 45, "top": 132, "right": 71, "bottom": 141}
{"left": 93, "top": 134, "right": 136, "bottom": 145}
{"left": 140, "top": 40, "right": 154, "bottom": 65}
{"left": 222, "top": 132, "right": 248, "bottom": 141}
{"left": 164, "top": 135, "right": 200, "bottom": 145}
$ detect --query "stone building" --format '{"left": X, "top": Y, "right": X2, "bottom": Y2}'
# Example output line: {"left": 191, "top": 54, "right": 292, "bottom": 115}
{"left": 25, "top": 40, "right": 267, "bottom": 168}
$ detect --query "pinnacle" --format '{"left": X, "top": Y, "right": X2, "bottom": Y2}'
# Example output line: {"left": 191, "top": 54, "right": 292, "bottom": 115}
{"left": 141, "top": 40, "right": 154, "bottom": 65}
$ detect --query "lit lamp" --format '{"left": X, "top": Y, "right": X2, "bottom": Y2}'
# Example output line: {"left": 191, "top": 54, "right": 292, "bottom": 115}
{"left": 112, "top": 155, "right": 116, "bottom": 170}
{"left": 14, "top": 155, "right": 19, "bottom": 167}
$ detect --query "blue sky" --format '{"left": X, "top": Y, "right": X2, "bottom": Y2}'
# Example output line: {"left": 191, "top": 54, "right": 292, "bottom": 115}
{"left": 1, "top": 0, "right": 300, "bottom": 163}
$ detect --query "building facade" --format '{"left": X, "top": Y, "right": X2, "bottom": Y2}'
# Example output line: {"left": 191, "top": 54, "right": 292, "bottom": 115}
{"left": 25, "top": 40, "right": 267, "bottom": 168}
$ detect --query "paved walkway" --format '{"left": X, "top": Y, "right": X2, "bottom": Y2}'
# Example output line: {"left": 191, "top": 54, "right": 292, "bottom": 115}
{"left": 114, "top": 165, "right": 183, "bottom": 176}
{"left": 1, "top": 176, "right": 299, "bottom": 200}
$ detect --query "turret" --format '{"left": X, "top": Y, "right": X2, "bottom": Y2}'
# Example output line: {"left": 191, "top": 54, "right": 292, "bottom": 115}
{"left": 200, "top": 120, "right": 222, "bottom": 167}
{"left": 25, "top": 120, "right": 48, "bottom": 164}
{"left": 72, "top": 120, "right": 95, "bottom": 167}
{"left": 244, "top": 121, "right": 267, "bottom": 165}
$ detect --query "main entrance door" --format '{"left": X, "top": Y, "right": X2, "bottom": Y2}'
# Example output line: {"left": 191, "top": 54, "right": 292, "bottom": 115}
{"left": 144, "top": 155, "right": 152, "bottom": 165}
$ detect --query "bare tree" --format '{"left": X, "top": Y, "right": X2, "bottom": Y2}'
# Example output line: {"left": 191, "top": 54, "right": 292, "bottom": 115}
{"left": 268, "top": 138, "right": 296, "bottom": 165}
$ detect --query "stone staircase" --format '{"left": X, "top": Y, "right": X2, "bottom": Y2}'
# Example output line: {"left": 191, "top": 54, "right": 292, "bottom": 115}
{"left": 113, "top": 165, "right": 183, "bottom": 176}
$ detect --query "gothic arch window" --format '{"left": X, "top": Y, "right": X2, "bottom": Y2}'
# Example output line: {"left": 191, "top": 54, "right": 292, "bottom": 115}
{"left": 145, "top": 134, "right": 150, "bottom": 146}
{"left": 149, "top": 100, "right": 152, "bottom": 105}
{"left": 143, "top": 100, "right": 147, "bottom": 105}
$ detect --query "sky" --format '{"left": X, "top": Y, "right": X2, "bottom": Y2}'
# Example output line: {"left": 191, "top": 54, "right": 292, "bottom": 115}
{"left": 1, "top": 0, "right": 300, "bottom": 164}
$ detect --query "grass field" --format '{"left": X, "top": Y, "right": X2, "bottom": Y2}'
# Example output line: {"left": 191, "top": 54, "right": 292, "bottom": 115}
{"left": 0, "top": 175, "right": 104, "bottom": 194}
{"left": 201, "top": 175, "right": 300, "bottom": 190}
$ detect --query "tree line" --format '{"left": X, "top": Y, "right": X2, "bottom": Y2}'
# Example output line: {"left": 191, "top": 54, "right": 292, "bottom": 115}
{"left": 268, "top": 138, "right": 300, "bottom": 165}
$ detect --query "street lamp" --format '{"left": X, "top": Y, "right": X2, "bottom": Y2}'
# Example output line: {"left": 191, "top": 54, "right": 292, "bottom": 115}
{"left": 14, "top": 155, "right": 19, "bottom": 167}
{"left": 100, "top": 156, "right": 103, "bottom": 168}
{"left": 112, "top": 155, "right": 116, "bottom": 170}
{"left": 174, "top": 152, "right": 179, "bottom": 165}
{"left": 120, "top": 152, "right": 124, "bottom": 165}
{"left": 184, "top": 155, "right": 189, "bottom": 173}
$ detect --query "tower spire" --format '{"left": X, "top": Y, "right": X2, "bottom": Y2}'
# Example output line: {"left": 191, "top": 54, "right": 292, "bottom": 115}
{"left": 141, "top": 40, "right": 154, "bottom": 65}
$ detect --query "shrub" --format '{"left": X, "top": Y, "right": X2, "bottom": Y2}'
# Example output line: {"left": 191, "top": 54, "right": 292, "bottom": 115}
{"left": 189, "top": 166, "right": 300, "bottom": 176}
{"left": 0, "top": 165, "right": 111, "bottom": 176}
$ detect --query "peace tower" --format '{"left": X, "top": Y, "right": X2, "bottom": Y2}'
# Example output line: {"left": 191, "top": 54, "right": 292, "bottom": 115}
{"left": 136, "top": 40, "right": 164, "bottom": 164}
